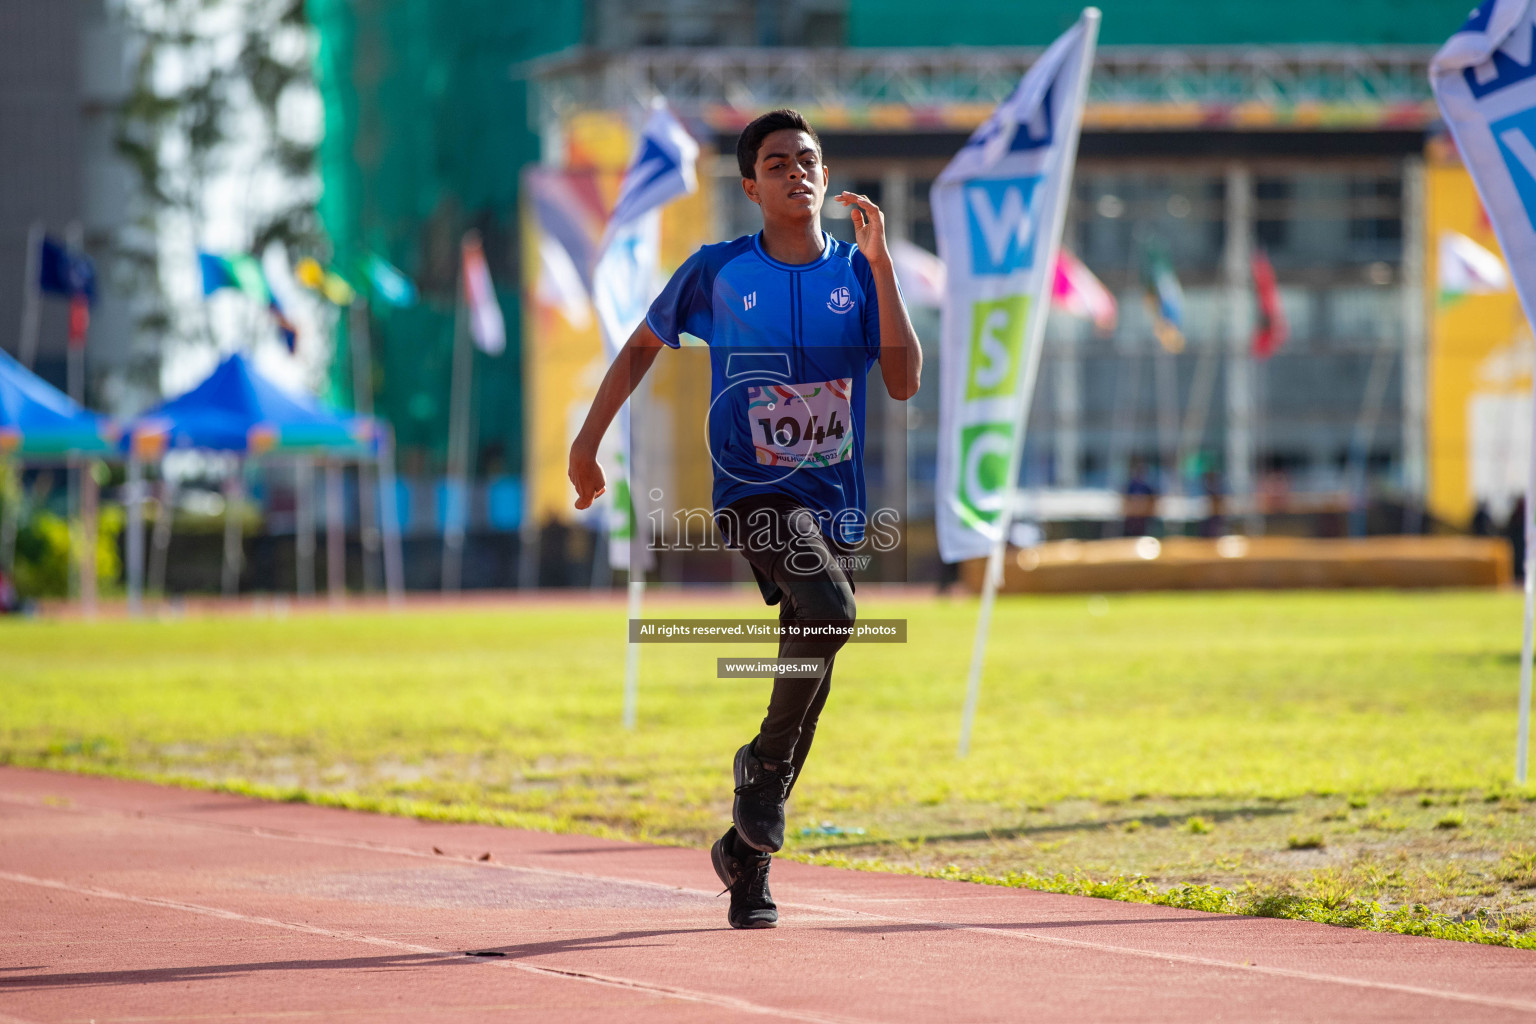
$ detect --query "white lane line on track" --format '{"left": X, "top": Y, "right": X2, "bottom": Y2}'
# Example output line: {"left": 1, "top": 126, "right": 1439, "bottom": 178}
{"left": 0, "top": 792, "right": 862, "bottom": 922}
{"left": 0, "top": 871, "right": 867, "bottom": 1024}
{"left": 8, "top": 790, "right": 1536, "bottom": 1015}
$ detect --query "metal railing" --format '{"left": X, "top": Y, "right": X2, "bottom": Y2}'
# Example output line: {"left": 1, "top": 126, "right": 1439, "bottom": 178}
{"left": 524, "top": 44, "right": 1436, "bottom": 137}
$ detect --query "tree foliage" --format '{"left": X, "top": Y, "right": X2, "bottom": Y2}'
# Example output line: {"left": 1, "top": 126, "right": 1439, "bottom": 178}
{"left": 115, "top": 0, "right": 323, "bottom": 346}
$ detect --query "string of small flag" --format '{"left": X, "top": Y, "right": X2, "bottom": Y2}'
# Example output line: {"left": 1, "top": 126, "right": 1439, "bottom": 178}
{"left": 888, "top": 237, "right": 1288, "bottom": 359}
{"left": 192, "top": 245, "right": 505, "bottom": 356}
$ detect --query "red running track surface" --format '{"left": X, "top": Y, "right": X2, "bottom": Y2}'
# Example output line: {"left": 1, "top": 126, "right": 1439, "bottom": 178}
{"left": 1, "top": 766, "right": 1534, "bottom": 1023}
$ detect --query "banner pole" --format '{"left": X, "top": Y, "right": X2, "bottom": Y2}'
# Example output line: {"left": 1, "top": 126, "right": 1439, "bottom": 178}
{"left": 221, "top": 460, "right": 244, "bottom": 598}
{"left": 65, "top": 222, "right": 86, "bottom": 606}
{"left": 350, "top": 300, "right": 381, "bottom": 594}
{"left": 958, "top": 7, "right": 1100, "bottom": 758}
{"left": 325, "top": 457, "right": 346, "bottom": 607}
{"left": 125, "top": 453, "right": 145, "bottom": 617}
{"left": 442, "top": 276, "right": 473, "bottom": 593}
{"left": 623, "top": 574, "right": 644, "bottom": 730}
{"left": 67, "top": 453, "right": 80, "bottom": 604}
{"left": 377, "top": 426, "right": 406, "bottom": 608}
{"left": 148, "top": 470, "right": 176, "bottom": 597}
{"left": 1517, "top": 364, "right": 1536, "bottom": 785}
{"left": 296, "top": 457, "right": 316, "bottom": 598}
{"left": 618, "top": 398, "right": 646, "bottom": 728}
{"left": 0, "top": 459, "right": 16, "bottom": 574}
{"left": 80, "top": 459, "right": 97, "bottom": 617}
{"left": 18, "top": 221, "right": 42, "bottom": 370}
{"left": 958, "top": 538, "right": 1006, "bottom": 757}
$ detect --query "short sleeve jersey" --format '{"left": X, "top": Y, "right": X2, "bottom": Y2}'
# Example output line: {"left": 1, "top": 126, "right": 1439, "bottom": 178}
{"left": 646, "top": 231, "right": 884, "bottom": 543}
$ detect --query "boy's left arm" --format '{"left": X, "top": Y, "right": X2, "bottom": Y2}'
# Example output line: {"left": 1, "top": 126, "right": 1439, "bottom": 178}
{"left": 837, "top": 191, "right": 922, "bottom": 401}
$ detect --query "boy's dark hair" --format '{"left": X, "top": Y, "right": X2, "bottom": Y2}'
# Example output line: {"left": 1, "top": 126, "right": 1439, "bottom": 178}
{"left": 736, "top": 108, "right": 821, "bottom": 179}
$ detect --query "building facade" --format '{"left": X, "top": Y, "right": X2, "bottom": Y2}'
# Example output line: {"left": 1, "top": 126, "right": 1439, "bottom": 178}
{"left": 312, "top": 0, "right": 1491, "bottom": 582}
{"left": 0, "top": 0, "right": 143, "bottom": 412}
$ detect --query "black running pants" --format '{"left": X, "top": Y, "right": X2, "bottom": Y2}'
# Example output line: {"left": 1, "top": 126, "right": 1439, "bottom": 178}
{"left": 719, "top": 493, "right": 857, "bottom": 782}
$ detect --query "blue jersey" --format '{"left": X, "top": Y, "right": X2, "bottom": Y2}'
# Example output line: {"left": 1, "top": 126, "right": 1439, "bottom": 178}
{"left": 646, "top": 231, "right": 884, "bottom": 543}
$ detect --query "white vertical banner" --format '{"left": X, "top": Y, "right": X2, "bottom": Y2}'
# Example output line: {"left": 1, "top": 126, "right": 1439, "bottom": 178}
{"left": 1431, "top": 0, "right": 1536, "bottom": 783}
{"left": 933, "top": 8, "right": 1099, "bottom": 757}
{"left": 591, "top": 100, "right": 699, "bottom": 571}
{"left": 933, "top": 8, "right": 1099, "bottom": 564}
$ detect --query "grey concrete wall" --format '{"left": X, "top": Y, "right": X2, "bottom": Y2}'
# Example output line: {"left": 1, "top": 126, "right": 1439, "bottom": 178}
{"left": 0, "top": 0, "right": 140, "bottom": 409}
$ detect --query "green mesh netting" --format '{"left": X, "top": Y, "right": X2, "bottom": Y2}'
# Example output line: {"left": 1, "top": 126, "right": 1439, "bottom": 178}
{"left": 307, "top": 0, "right": 583, "bottom": 475}
{"left": 849, "top": 0, "right": 1478, "bottom": 47}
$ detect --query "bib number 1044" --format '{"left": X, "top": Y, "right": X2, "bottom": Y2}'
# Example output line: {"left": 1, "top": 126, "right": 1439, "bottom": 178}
{"left": 746, "top": 378, "right": 855, "bottom": 469}
{"left": 757, "top": 410, "right": 845, "bottom": 448}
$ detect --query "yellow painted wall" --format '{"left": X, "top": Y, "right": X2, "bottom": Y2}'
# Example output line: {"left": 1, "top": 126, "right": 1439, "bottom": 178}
{"left": 1426, "top": 139, "right": 1532, "bottom": 527}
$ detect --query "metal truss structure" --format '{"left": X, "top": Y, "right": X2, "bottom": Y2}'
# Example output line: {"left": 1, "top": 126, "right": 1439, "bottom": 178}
{"left": 525, "top": 45, "right": 1436, "bottom": 139}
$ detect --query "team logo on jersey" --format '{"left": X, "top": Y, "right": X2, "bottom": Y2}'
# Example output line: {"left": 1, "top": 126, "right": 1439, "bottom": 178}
{"left": 827, "top": 286, "right": 854, "bottom": 314}
{"left": 744, "top": 291, "right": 757, "bottom": 311}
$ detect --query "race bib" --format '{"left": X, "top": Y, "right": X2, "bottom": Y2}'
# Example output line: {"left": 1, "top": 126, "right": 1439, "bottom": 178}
{"left": 747, "top": 378, "right": 854, "bottom": 468}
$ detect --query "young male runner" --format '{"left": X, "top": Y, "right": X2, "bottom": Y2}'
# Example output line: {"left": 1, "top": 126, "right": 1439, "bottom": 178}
{"left": 569, "top": 108, "right": 922, "bottom": 929}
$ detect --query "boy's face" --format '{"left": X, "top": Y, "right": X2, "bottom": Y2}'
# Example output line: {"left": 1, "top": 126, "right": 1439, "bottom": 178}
{"left": 743, "top": 128, "right": 827, "bottom": 220}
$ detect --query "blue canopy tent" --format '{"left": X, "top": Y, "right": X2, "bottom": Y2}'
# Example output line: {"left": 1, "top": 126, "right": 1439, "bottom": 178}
{"left": 123, "top": 353, "right": 403, "bottom": 611}
{"left": 0, "top": 345, "right": 119, "bottom": 612}
{"left": 0, "top": 344, "right": 117, "bottom": 457}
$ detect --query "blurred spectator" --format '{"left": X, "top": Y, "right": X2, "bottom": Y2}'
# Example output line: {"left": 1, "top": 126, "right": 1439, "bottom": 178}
{"left": 1122, "top": 459, "right": 1158, "bottom": 537}
{"left": 538, "top": 518, "right": 574, "bottom": 587}
{"left": 1258, "top": 467, "right": 1291, "bottom": 517}
{"left": 1506, "top": 497, "right": 1527, "bottom": 583}
{"left": 0, "top": 567, "right": 23, "bottom": 614}
{"left": 1471, "top": 501, "right": 1494, "bottom": 537}
{"left": 1199, "top": 469, "right": 1226, "bottom": 539}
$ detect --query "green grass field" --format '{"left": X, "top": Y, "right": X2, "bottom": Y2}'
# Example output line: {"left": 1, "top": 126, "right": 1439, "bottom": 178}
{"left": 5, "top": 588, "right": 1536, "bottom": 947}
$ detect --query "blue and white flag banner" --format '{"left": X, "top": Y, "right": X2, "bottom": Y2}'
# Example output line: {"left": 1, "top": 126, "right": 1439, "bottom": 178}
{"left": 1432, "top": 0, "right": 1536, "bottom": 321}
{"left": 591, "top": 101, "right": 699, "bottom": 568}
{"left": 1434, "top": 0, "right": 1536, "bottom": 783}
{"left": 932, "top": 9, "right": 1099, "bottom": 563}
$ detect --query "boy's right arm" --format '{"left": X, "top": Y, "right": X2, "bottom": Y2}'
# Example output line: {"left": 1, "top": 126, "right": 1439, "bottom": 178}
{"left": 568, "top": 320, "right": 668, "bottom": 510}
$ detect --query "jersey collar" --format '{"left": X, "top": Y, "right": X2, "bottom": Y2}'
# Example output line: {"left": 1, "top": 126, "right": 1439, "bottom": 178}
{"left": 751, "top": 230, "right": 833, "bottom": 272}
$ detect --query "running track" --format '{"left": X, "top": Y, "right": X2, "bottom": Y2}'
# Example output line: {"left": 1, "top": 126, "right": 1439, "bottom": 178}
{"left": 2, "top": 767, "right": 1533, "bottom": 1022}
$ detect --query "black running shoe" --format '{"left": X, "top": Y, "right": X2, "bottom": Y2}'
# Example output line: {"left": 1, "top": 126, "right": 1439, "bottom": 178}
{"left": 733, "top": 741, "right": 794, "bottom": 853}
{"left": 711, "top": 826, "right": 777, "bottom": 929}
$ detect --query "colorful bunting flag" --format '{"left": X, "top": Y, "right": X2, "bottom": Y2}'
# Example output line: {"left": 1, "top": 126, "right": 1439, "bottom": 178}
{"left": 535, "top": 231, "right": 592, "bottom": 328}
{"left": 364, "top": 254, "right": 417, "bottom": 308}
{"left": 1251, "top": 248, "right": 1289, "bottom": 360}
{"left": 198, "top": 250, "right": 298, "bottom": 353}
{"left": 1052, "top": 249, "right": 1117, "bottom": 335}
{"left": 1141, "top": 243, "right": 1185, "bottom": 354}
{"left": 294, "top": 257, "right": 356, "bottom": 306}
{"left": 461, "top": 232, "right": 505, "bottom": 356}
{"left": 38, "top": 237, "right": 96, "bottom": 351}
{"left": 889, "top": 238, "right": 946, "bottom": 309}
{"left": 38, "top": 237, "right": 96, "bottom": 301}
{"left": 1438, "top": 230, "right": 1509, "bottom": 302}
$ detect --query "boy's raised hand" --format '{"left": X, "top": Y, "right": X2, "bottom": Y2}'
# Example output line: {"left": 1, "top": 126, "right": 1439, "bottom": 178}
{"left": 835, "top": 192, "right": 890, "bottom": 269}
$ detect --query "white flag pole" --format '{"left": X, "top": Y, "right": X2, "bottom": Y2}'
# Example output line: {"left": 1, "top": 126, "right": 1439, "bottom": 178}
{"left": 591, "top": 101, "right": 697, "bottom": 729}
{"left": 125, "top": 452, "right": 145, "bottom": 617}
{"left": 221, "top": 460, "right": 244, "bottom": 598}
{"left": 1518, "top": 368, "right": 1536, "bottom": 783}
{"left": 376, "top": 425, "right": 407, "bottom": 608}
{"left": 18, "top": 221, "right": 42, "bottom": 370}
{"left": 623, "top": 573, "right": 644, "bottom": 730}
{"left": 958, "top": 7, "right": 1100, "bottom": 758}
{"left": 349, "top": 299, "right": 382, "bottom": 594}
{"left": 442, "top": 268, "right": 473, "bottom": 594}
{"left": 621, "top": 416, "right": 644, "bottom": 730}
